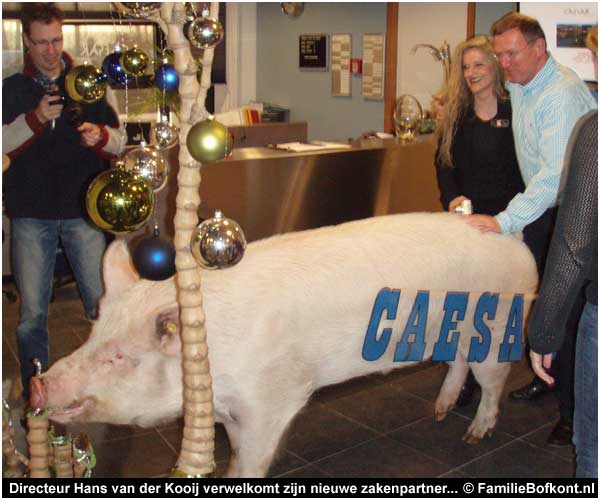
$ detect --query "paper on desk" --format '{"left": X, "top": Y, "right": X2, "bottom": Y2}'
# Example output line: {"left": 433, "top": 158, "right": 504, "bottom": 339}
{"left": 275, "top": 141, "right": 351, "bottom": 152}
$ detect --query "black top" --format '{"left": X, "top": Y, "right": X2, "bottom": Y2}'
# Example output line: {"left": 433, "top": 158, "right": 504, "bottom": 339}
{"left": 3, "top": 55, "right": 119, "bottom": 219}
{"left": 528, "top": 110, "right": 598, "bottom": 354}
{"left": 435, "top": 99, "right": 524, "bottom": 215}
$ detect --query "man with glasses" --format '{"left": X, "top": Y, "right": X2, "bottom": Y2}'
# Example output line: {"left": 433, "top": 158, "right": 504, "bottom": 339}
{"left": 464, "top": 12, "right": 596, "bottom": 447}
{"left": 2, "top": 3, "right": 125, "bottom": 403}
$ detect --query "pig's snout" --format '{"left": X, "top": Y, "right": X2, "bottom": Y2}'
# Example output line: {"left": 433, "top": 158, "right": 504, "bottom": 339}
{"left": 29, "top": 376, "right": 48, "bottom": 410}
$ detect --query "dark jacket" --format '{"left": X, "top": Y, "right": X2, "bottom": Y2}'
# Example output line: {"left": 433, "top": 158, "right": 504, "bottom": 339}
{"left": 435, "top": 99, "right": 524, "bottom": 216}
{"left": 2, "top": 52, "right": 124, "bottom": 219}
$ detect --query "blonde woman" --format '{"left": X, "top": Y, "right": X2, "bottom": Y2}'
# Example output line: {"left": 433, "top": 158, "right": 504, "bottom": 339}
{"left": 434, "top": 36, "right": 524, "bottom": 406}
{"left": 435, "top": 36, "right": 524, "bottom": 216}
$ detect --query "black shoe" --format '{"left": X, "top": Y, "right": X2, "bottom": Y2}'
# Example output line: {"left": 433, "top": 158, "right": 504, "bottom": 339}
{"left": 456, "top": 372, "right": 479, "bottom": 407}
{"left": 509, "top": 378, "right": 554, "bottom": 402}
{"left": 547, "top": 418, "right": 573, "bottom": 447}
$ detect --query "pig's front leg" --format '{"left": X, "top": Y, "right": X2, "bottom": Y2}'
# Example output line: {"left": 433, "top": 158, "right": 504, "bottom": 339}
{"left": 462, "top": 360, "right": 510, "bottom": 443}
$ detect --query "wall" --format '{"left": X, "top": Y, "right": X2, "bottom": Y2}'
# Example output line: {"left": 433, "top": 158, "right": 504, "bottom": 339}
{"left": 475, "top": 2, "right": 514, "bottom": 35}
{"left": 256, "top": 2, "right": 387, "bottom": 141}
{"left": 396, "top": 3, "right": 468, "bottom": 113}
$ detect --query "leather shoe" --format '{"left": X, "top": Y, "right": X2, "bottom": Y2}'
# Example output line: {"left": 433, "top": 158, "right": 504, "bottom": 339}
{"left": 547, "top": 418, "right": 573, "bottom": 447}
{"left": 509, "top": 378, "right": 554, "bottom": 402}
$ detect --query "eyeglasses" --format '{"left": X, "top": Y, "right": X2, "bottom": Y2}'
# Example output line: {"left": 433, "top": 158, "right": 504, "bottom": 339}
{"left": 28, "top": 37, "right": 64, "bottom": 49}
{"left": 495, "top": 41, "right": 533, "bottom": 63}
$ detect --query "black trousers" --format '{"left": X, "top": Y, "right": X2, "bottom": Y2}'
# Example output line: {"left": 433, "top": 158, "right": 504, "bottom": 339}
{"left": 523, "top": 207, "right": 583, "bottom": 420}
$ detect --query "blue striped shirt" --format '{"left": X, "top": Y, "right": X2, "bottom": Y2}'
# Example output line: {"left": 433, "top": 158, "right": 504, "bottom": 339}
{"left": 495, "top": 55, "right": 597, "bottom": 234}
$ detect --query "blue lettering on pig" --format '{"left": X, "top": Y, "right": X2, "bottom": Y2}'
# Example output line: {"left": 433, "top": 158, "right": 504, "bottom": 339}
{"left": 394, "top": 291, "right": 429, "bottom": 362}
{"left": 468, "top": 293, "right": 498, "bottom": 362}
{"left": 362, "top": 288, "right": 524, "bottom": 363}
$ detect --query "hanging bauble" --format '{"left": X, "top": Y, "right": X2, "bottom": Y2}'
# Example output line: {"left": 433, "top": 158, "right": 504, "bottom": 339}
{"left": 187, "top": 17, "right": 224, "bottom": 49}
{"left": 120, "top": 46, "right": 149, "bottom": 77}
{"left": 154, "top": 64, "right": 179, "bottom": 93}
{"left": 102, "top": 51, "right": 132, "bottom": 86}
{"left": 150, "top": 120, "right": 179, "bottom": 149}
{"left": 190, "top": 211, "right": 247, "bottom": 270}
{"left": 122, "top": 143, "right": 169, "bottom": 192}
{"left": 65, "top": 64, "right": 106, "bottom": 103}
{"left": 113, "top": 2, "right": 162, "bottom": 18}
{"left": 64, "top": 102, "right": 85, "bottom": 128}
{"left": 132, "top": 225, "right": 176, "bottom": 280}
{"left": 186, "top": 119, "right": 233, "bottom": 163}
{"left": 86, "top": 163, "right": 155, "bottom": 233}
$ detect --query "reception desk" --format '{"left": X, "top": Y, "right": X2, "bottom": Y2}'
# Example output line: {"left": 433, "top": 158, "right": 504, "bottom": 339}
{"left": 125, "top": 135, "right": 442, "bottom": 244}
{"left": 197, "top": 136, "right": 442, "bottom": 242}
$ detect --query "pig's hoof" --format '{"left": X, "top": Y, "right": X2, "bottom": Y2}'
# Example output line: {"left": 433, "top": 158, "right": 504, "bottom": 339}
{"left": 435, "top": 410, "right": 449, "bottom": 422}
{"left": 461, "top": 429, "right": 482, "bottom": 444}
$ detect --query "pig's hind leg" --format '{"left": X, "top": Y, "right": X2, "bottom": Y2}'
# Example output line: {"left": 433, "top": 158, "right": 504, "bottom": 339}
{"left": 435, "top": 355, "right": 470, "bottom": 421}
{"left": 462, "top": 360, "right": 510, "bottom": 444}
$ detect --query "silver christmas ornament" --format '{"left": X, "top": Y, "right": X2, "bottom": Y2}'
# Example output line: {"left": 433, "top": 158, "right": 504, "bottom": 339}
{"left": 122, "top": 143, "right": 169, "bottom": 192}
{"left": 151, "top": 120, "right": 179, "bottom": 149}
{"left": 190, "top": 210, "right": 246, "bottom": 270}
{"left": 187, "top": 16, "right": 224, "bottom": 49}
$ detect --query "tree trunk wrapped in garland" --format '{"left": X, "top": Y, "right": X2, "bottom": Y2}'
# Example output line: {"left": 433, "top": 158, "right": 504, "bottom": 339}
{"left": 153, "top": 2, "right": 219, "bottom": 478}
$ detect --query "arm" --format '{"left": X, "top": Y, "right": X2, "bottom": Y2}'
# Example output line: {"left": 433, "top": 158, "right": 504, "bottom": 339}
{"left": 78, "top": 87, "right": 126, "bottom": 159}
{"left": 495, "top": 91, "right": 594, "bottom": 234}
{"left": 2, "top": 83, "right": 63, "bottom": 159}
{"left": 528, "top": 112, "right": 598, "bottom": 355}
{"left": 434, "top": 148, "right": 460, "bottom": 211}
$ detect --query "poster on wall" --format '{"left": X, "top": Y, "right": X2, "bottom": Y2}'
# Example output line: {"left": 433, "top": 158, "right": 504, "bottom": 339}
{"left": 520, "top": 2, "right": 598, "bottom": 82}
{"left": 331, "top": 33, "right": 351, "bottom": 97}
{"left": 362, "top": 33, "right": 385, "bottom": 99}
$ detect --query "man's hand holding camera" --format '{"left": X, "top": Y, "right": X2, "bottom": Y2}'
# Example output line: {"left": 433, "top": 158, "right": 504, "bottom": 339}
{"left": 35, "top": 92, "right": 63, "bottom": 124}
{"left": 77, "top": 122, "right": 102, "bottom": 148}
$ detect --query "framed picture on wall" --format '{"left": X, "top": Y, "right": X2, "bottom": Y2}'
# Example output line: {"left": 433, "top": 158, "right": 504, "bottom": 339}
{"left": 520, "top": 2, "right": 598, "bottom": 82}
{"left": 299, "top": 34, "right": 328, "bottom": 70}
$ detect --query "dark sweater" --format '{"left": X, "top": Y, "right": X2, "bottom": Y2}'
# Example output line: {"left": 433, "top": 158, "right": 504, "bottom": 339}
{"left": 435, "top": 99, "right": 524, "bottom": 216}
{"left": 528, "top": 110, "right": 598, "bottom": 354}
{"left": 2, "top": 53, "right": 121, "bottom": 219}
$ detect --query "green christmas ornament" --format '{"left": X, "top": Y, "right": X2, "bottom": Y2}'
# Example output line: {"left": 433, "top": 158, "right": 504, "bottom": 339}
{"left": 186, "top": 119, "right": 233, "bottom": 163}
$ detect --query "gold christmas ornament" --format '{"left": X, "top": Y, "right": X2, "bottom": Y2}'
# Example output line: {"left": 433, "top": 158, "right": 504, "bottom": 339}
{"left": 122, "top": 143, "right": 169, "bottom": 192}
{"left": 187, "top": 17, "right": 224, "bottom": 49}
{"left": 190, "top": 210, "right": 246, "bottom": 270}
{"left": 120, "top": 46, "right": 149, "bottom": 77}
{"left": 65, "top": 64, "right": 106, "bottom": 103}
{"left": 86, "top": 164, "right": 155, "bottom": 233}
{"left": 186, "top": 119, "right": 232, "bottom": 163}
{"left": 113, "top": 2, "right": 162, "bottom": 18}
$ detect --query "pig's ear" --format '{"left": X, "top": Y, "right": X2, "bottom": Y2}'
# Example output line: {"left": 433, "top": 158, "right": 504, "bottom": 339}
{"left": 156, "top": 307, "right": 182, "bottom": 357}
{"left": 102, "top": 240, "right": 140, "bottom": 296}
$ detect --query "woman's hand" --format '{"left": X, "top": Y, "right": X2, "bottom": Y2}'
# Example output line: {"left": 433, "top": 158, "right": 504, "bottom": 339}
{"left": 530, "top": 351, "right": 555, "bottom": 386}
{"left": 448, "top": 196, "right": 467, "bottom": 212}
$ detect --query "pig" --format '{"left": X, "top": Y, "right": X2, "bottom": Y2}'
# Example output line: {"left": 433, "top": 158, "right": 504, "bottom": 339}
{"left": 29, "top": 212, "right": 537, "bottom": 477}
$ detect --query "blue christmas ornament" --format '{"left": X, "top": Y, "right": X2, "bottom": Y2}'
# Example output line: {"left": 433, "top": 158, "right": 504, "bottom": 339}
{"left": 154, "top": 64, "right": 179, "bottom": 93}
{"left": 102, "top": 51, "right": 132, "bottom": 86}
{"left": 132, "top": 225, "right": 176, "bottom": 281}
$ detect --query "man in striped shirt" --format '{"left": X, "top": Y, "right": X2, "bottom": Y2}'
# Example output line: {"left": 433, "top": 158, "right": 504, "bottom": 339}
{"left": 465, "top": 12, "right": 597, "bottom": 447}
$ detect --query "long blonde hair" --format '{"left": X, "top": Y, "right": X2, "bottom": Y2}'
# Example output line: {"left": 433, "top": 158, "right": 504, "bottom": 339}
{"left": 437, "top": 36, "right": 507, "bottom": 168}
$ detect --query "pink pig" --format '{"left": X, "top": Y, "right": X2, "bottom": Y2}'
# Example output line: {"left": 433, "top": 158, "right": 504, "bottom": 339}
{"left": 29, "top": 212, "right": 537, "bottom": 477}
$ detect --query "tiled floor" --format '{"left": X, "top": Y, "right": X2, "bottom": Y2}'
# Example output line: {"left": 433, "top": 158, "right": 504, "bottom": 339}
{"left": 2, "top": 280, "right": 575, "bottom": 478}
